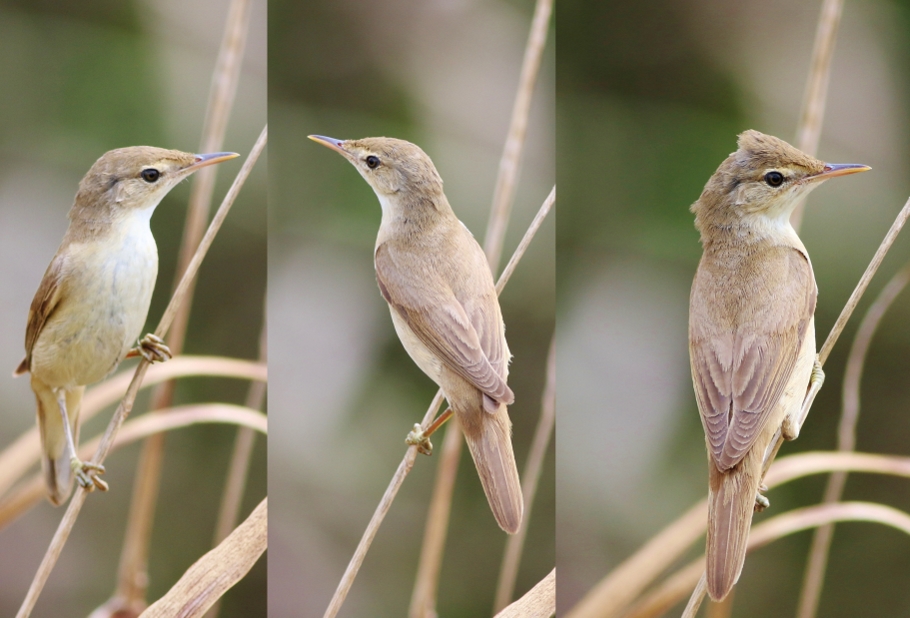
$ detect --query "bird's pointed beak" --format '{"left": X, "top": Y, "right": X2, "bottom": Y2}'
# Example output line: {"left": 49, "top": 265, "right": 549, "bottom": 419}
{"left": 187, "top": 152, "right": 240, "bottom": 171}
{"left": 810, "top": 162, "right": 872, "bottom": 181}
{"left": 308, "top": 135, "right": 349, "bottom": 156}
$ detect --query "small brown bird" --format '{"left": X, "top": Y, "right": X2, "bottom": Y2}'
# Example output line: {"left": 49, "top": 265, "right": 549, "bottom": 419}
{"left": 16, "top": 146, "right": 239, "bottom": 505}
{"left": 309, "top": 135, "right": 524, "bottom": 534}
{"left": 689, "top": 130, "right": 869, "bottom": 600}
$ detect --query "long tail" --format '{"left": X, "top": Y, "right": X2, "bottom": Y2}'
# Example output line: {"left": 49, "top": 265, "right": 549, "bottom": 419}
{"left": 31, "top": 377, "right": 83, "bottom": 506}
{"left": 458, "top": 402, "right": 523, "bottom": 534}
{"left": 705, "top": 451, "right": 763, "bottom": 601}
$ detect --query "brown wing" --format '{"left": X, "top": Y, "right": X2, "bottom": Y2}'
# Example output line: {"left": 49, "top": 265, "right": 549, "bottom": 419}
{"left": 16, "top": 258, "right": 66, "bottom": 375}
{"left": 375, "top": 242, "right": 514, "bottom": 406}
{"left": 689, "top": 246, "right": 816, "bottom": 470}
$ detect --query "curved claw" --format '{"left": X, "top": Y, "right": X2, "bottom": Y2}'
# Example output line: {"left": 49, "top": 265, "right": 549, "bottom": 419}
{"left": 754, "top": 489, "right": 770, "bottom": 512}
{"left": 71, "top": 458, "right": 109, "bottom": 492}
{"left": 131, "top": 333, "right": 172, "bottom": 364}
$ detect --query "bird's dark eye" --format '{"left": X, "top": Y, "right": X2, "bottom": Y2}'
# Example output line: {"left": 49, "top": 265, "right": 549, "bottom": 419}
{"left": 764, "top": 171, "right": 784, "bottom": 187}
{"left": 141, "top": 168, "right": 161, "bottom": 183}
{"left": 365, "top": 155, "right": 380, "bottom": 169}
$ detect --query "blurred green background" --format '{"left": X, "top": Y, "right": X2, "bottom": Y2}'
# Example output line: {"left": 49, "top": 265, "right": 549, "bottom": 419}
{"left": 0, "top": 0, "right": 266, "bottom": 615}
{"left": 557, "top": 0, "right": 910, "bottom": 615}
{"left": 267, "top": 0, "right": 554, "bottom": 615}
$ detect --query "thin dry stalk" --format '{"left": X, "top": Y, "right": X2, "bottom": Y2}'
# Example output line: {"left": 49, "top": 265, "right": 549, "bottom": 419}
{"left": 628, "top": 501, "right": 910, "bottom": 617}
{"left": 0, "top": 406, "right": 267, "bottom": 531}
{"left": 496, "top": 187, "right": 555, "bottom": 296}
{"left": 408, "top": 420, "right": 462, "bottom": 618}
{"left": 679, "top": 574, "right": 706, "bottom": 618}
{"left": 139, "top": 498, "right": 267, "bottom": 618}
{"left": 797, "top": 264, "right": 910, "bottom": 618}
{"left": 15, "top": 127, "right": 266, "bottom": 618}
{"left": 484, "top": 0, "right": 553, "bottom": 271}
{"left": 116, "top": 1, "right": 255, "bottom": 610}
{"left": 205, "top": 319, "right": 268, "bottom": 618}
{"left": 169, "top": 0, "right": 253, "bottom": 354}
{"left": 0, "top": 357, "right": 266, "bottom": 502}
{"left": 754, "top": 500, "right": 910, "bottom": 543}
{"left": 325, "top": 186, "right": 555, "bottom": 618}
{"left": 84, "top": 357, "right": 267, "bottom": 415}
{"left": 766, "top": 451, "right": 910, "bottom": 485}
{"left": 16, "top": 482, "right": 89, "bottom": 617}
{"left": 494, "top": 333, "right": 556, "bottom": 612}
{"left": 493, "top": 568, "right": 556, "bottom": 618}
{"left": 790, "top": 0, "right": 845, "bottom": 230}
{"left": 102, "top": 404, "right": 267, "bottom": 443}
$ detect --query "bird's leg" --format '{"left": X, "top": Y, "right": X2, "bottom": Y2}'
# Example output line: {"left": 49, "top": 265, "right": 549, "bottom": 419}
{"left": 759, "top": 356, "right": 825, "bottom": 488}
{"left": 55, "top": 390, "right": 107, "bottom": 492}
{"left": 754, "top": 484, "right": 770, "bottom": 512}
{"left": 126, "top": 333, "right": 172, "bottom": 363}
{"left": 782, "top": 355, "right": 825, "bottom": 441}
{"left": 406, "top": 408, "right": 454, "bottom": 456}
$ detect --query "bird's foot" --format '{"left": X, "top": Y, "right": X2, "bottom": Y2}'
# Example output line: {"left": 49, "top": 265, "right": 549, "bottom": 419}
{"left": 754, "top": 485, "right": 770, "bottom": 512}
{"left": 128, "top": 333, "right": 172, "bottom": 364}
{"left": 71, "top": 457, "right": 109, "bottom": 492}
{"left": 406, "top": 424, "right": 434, "bottom": 456}
{"left": 404, "top": 409, "right": 454, "bottom": 456}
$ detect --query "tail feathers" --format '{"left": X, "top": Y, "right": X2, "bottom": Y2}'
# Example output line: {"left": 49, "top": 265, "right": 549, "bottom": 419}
{"left": 461, "top": 404, "right": 523, "bottom": 534}
{"left": 705, "top": 459, "right": 761, "bottom": 601}
{"left": 32, "top": 379, "right": 83, "bottom": 506}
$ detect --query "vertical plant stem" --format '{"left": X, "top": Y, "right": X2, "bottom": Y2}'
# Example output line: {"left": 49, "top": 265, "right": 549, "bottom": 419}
{"left": 484, "top": 0, "right": 553, "bottom": 271}
{"left": 797, "top": 264, "right": 910, "bottom": 618}
{"left": 16, "top": 127, "right": 266, "bottom": 618}
{"left": 790, "top": 0, "right": 845, "bottom": 231}
{"left": 168, "top": 0, "right": 253, "bottom": 358}
{"left": 681, "top": 574, "right": 707, "bottom": 618}
{"left": 204, "top": 318, "right": 268, "bottom": 618}
{"left": 408, "top": 423, "right": 462, "bottom": 618}
{"left": 115, "top": 0, "right": 254, "bottom": 609}
{"left": 494, "top": 333, "right": 555, "bottom": 612}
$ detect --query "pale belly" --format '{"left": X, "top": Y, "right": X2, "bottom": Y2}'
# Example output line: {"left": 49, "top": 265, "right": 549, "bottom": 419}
{"left": 389, "top": 309, "right": 445, "bottom": 386}
{"left": 778, "top": 316, "right": 816, "bottom": 437}
{"left": 30, "top": 226, "right": 158, "bottom": 388}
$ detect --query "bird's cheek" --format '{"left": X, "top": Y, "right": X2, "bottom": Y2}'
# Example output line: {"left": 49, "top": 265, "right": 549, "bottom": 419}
{"left": 726, "top": 184, "right": 753, "bottom": 213}
{"left": 110, "top": 182, "right": 131, "bottom": 204}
